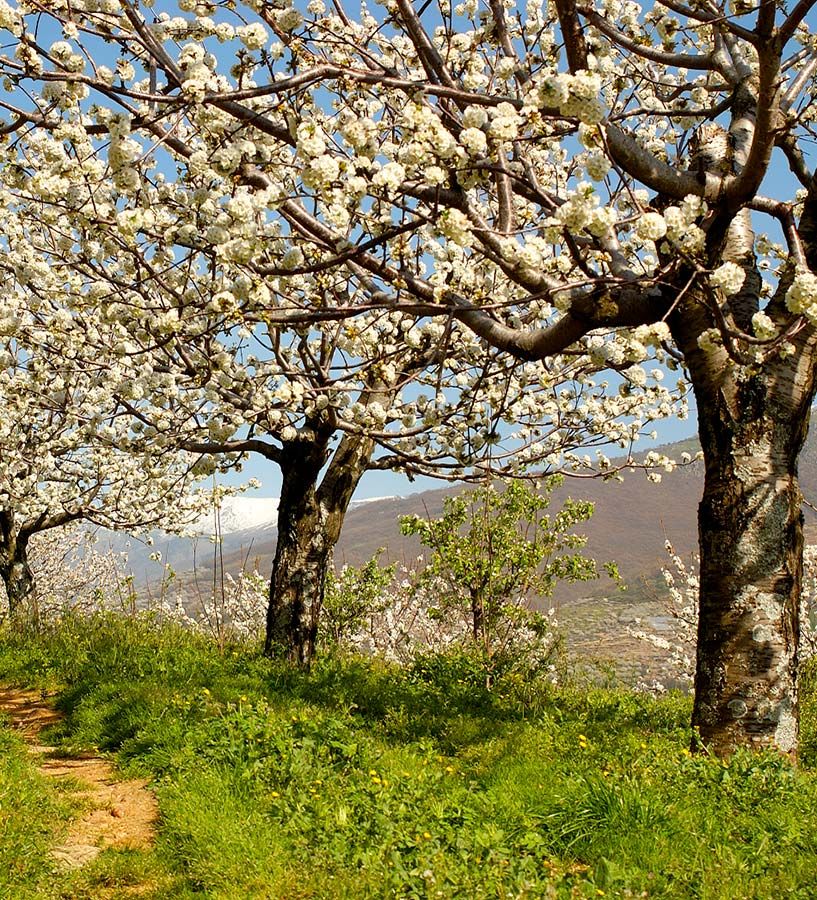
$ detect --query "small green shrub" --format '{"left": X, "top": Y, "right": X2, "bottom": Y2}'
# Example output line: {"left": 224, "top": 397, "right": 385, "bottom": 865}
{"left": 401, "top": 478, "right": 613, "bottom": 686}
{"left": 320, "top": 552, "right": 395, "bottom": 648}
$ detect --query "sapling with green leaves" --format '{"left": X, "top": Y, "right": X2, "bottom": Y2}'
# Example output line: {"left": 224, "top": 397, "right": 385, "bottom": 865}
{"left": 321, "top": 552, "right": 396, "bottom": 649}
{"left": 401, "top": 478, "right": 614, "bottom": 684}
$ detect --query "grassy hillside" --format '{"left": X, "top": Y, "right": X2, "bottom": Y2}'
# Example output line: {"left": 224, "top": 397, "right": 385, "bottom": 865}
{"left": 2, "top": 616, "right": 817, "bottom": 899}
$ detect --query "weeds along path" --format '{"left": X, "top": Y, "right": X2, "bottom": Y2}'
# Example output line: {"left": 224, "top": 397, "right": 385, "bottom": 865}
{"left": 0, "top": 686, "right": 158, "bottom": 869}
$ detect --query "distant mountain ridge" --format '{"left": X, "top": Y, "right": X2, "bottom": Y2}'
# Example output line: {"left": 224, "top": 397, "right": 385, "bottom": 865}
{"left": 108, "top": 428, "right": 817, "bottom": 608}
{"left": 106, "top": 494, "right": 405, "bottom": 587}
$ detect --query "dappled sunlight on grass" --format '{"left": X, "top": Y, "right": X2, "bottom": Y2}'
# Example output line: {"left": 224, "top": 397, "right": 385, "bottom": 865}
{"left": 1, "top": 615, "right": 817, "bottom": 898}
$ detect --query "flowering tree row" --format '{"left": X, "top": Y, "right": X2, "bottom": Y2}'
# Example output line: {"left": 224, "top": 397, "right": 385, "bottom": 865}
{"left": 1, "top": 0, "right": 814, "bottom": 754}
{"left": 0, "top": 251, "right": 208, "bottom": 612}
{"left": 0, "top": 1, "right": 680, "bottom": 666}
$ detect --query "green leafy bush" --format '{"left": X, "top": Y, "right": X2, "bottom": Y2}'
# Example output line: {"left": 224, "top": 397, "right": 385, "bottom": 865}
{"left": 320, "top": 552, "right": 395, "bottom": 648}
{"left": 401, "top": 478, "right": 613, "bottom": 685}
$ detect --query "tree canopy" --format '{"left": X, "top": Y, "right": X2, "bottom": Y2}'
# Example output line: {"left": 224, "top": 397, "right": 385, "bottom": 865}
{"left": 0, "top": 0, "right": 815, "bottom": 754}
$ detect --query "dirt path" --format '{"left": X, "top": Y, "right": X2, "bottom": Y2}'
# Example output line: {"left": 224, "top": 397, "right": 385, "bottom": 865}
{"left": 0, "top": 686, "right": 158, "bottom": 869}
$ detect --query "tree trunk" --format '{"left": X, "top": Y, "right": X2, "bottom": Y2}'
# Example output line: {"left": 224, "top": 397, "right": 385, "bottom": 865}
{"left": 264, "top": 437, "right": 328, "bottom": 664}
{"left": 0, "top": 536, "right": 33, "bottom": 619}
{"left": 665, "top": 119, "right": 817, "bottom": 755}
{"left": 671, "top": 272, "right": 817, "bottom": 755}
{"left": 692, "top": 390, "right": 805, "bottom": 756}
{"left": 264, "top": 429, "right": 376, "bottom": 665}
{"left": 470, "top": 589, "right": 483, "bottom": 644}
{"left": 470, "top": 589, "right": 494, "bottom": 688}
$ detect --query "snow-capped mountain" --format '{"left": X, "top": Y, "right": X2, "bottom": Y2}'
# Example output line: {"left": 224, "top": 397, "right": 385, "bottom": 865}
{"left": 105, "top": 494, "right": 405, "bottom": 586}
{"left": 189, "top": 496, "right": 280, "bottom": 537}
{"left": 187, "top": 495, "right": 400, "bottom": 538}
{"left": 351, "top": 495, "right": 401, "bottom": 508}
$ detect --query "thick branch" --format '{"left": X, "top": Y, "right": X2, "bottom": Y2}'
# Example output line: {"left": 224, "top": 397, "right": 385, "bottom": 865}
{"left": 581, "top": 7, "right": 720, "bottom": 70}
{"left": 181, "top": 438, "right": 283, "bottom": 463}
{"left": 779, "top": 0, "right": 817, "bottom": 46}
{"left": 19, "top": 509, "right": 84, "bottom": 542}
{"left": 394, "top": 0, "right": 456, "bottom": 88}
{"left": 554, "top": 0, "right": 589, "bottom": 72}
{"left": 781, "top": 53, "right": 817, "bottom": 111}
{"left": 446, "top": 283, "right": 667, "bottom": 361}
{"left": 778, "top": 131, "right": 815, "bottom": 190}
{"left": 606, "top": 124, "right": 722, "bottom": 199}
{"left": 721, "top": 52, "right": 782, "bottom": 211}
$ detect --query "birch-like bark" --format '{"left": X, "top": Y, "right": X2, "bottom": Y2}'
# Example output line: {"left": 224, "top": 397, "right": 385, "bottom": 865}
{"left": 680, "top": 326, "right": 815, "bottom": 755}
{"left": 264, "top": 428, "right": 378, "bottom": 665}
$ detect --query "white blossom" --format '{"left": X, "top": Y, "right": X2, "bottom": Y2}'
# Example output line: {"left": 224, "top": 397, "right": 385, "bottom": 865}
{"left": 751, "top": 311, "right": 777, "bottom": 341}
{"left": 710, "top": 262, "right": 746, "bottom": 296}
{"left": 236, "top": 22, "right": 268, "bottom": 50}
{"left": 635, "top": 212, "right": 667, "bottom": 242}
{"left": 786, "top": 268, "right": 817, "bottom": 321}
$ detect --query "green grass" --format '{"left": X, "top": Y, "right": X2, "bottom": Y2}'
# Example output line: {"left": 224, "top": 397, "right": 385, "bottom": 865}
{"left": 0, "top": 728, "right": 71, "bottom": 899}
{"left": 2, "top": 612, "right": 817, "bottom": 898}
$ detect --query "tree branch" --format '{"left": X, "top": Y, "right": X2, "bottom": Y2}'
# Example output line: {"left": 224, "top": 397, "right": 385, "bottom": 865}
{"left": 656, "top": 0, "right": 758, "bottom": 44}
{"left": 606, "top": 124, "right": 722, "bottom": 199}
{"left": 181, "top": 438, "right": 283, "bottom": 463}
{"left": 581, "top": 7, "right": 721, "bottom": 70}
{"left": 554, "top": 0, "right": 589, "bottom": 73}
{"left": 444, "top": 283, "right": 668, "bottom": 362}
{"left": 721, "top": 45, "right": 782, "bottom": 212}
{"left": 779, "top": 0, "right": 817, "bottom": 46}
{"left": 394, "top": 0, "right": 456, "bottom": 88}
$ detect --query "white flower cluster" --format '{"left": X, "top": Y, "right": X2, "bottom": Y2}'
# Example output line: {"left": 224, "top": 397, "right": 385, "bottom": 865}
{"left": 751, "top": 311, "right": 777, "bottom": 341}
{"left": 585, "top": 151, "right": 611, "bottom": 181}
{"left": 373, "top": 160, "right": 406, "bottom": 192}
{"left": 488, "top": 101, "right": 522, "bottom": 141}
{"left": 552, "top": 182, "right": 618, "bottom": 237}
{"left": 274, "top": 7, "right": 303, "bottom": 32}
{"left": 178, "top": 42, "right": 219, "bottom": 100}
{"left": 710, "top": 261, "right": 745, "bottom": 296}
{"left": 460, "top": 126, "right": 487, "bottom": 157}
{"left": 785, "top": 268, "right": 817, "bottom": 322}
{"left": 527, "top": 69, "right": 605, "bottom": 124}
{"left": 303, "top": 153, "right": 340, "bottom": 189}
{"left": 0, "top": 1, "right": 21, "bottom": 36}
{"left": 438, "top": 208, "right": 472, "bottom": 247}
{"left": 48, "top": 40, "right": 84, "bottom": 73}
{"left": 661, "top": 196, "right": 707, "bottom": 255}
{"left": 236, "top": 22, "right": 268, "bottom": 50}
{"left": 340, "top": 115, "right": 377, "bottom": 153}
{"left": 635, "top": 211, "right": 667, "bottom": 242}
{"left": 697, "top": 327, "right": 723, "bottom": 352}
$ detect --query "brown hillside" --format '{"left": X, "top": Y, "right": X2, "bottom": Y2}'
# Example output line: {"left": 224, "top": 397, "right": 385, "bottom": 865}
{"left": 190, "top": 427, "right": 817, "bottom": 606}
{"left": 209, "top": 460, "right": 703, "bottom": 605}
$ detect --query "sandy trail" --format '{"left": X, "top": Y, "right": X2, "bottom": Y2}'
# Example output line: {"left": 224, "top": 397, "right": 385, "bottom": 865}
{"left": 0, "top": 686, "right": 158, "bottom": 869}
